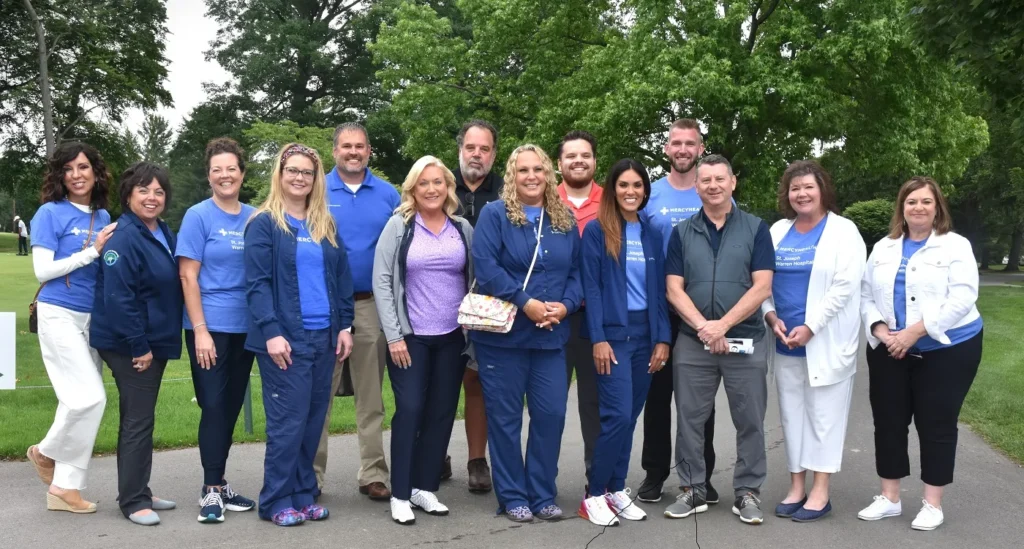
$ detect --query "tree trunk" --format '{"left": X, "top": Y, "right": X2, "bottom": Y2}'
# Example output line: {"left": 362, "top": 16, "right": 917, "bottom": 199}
{"left": 23, "top": 0, "right": 55, "bottom": 156}
{"left": 1006, "top": 225, "right": 1023, "bottom": 272}
{"left": 979, "top": 244, "right": 990, "bottom": 270}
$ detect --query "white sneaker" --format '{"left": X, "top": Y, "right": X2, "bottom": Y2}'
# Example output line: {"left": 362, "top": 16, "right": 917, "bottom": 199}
{"left": 857, "top": 495, "right": 902, "bottom": 521}
{"left": 606, "top": 489, "right": 648, "bottom": 521}
{"left": 911, "top": 500, "right": 943, "bottom": 531}
{"left": 391, "top": 497, "right": 415, "bottom": 525}
{"left": 578, "top": 495, "right": 619, "bottom": 527}
{"left": 409, "top": 490, "right": 449, "bottom": 516}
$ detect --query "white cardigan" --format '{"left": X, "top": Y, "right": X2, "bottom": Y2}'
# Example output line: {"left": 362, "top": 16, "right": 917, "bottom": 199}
{"left": 861, "top": 230, "right": 980, "bottom": 349}
{"left": 762, "top": 213, "right": 866, "bottom": 387}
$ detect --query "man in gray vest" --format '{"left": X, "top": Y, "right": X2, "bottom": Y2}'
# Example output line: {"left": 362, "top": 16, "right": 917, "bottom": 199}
{"left": 662, "top": 154, "right": 775, "bottom": 525}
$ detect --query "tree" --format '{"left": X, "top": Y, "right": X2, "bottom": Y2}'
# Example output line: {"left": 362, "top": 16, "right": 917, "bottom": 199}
{"left": 137, "top": 114, "right": 173, "bottom": 167}
{"left": 843, "top": 199, "right": 895, "bottom": 252}
{"left": 373, "top": 0, "right": 988, "bottom": 211}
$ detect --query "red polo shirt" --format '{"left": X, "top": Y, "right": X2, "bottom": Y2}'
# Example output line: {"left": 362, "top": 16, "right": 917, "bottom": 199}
{"left": 557, "top": 181, "right": 603, "bottom": 236}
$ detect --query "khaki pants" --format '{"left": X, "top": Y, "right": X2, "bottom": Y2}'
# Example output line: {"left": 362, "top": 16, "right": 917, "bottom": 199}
{"left": 314, "top": 298, "right": 389, "bottom": 489}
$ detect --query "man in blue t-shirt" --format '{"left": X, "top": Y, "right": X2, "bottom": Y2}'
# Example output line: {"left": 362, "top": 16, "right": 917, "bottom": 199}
{"left": 636, "top": 119, "right": 720, "bottom": 505}
{"left": 315, "top": 123, "right": 400, "bottom": 501}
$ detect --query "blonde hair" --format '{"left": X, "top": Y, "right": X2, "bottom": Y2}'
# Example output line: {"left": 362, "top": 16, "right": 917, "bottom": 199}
{"left": 252, "top": 143, "right": 338, "bottom": 247}
{"left": 501, "top": 144, "right": 575, "bottom": 233}
{"left": 395, "top": 156, "right": 460, "bottom": 222}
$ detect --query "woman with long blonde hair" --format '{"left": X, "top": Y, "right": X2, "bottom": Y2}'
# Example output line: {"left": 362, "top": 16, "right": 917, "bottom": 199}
{"left": 469, "top": 144, "right": 583, "bottom": 522}
{"left": 243, "top": 143, "right": 355, "bottom": 526}
{"left": 372, "top": 155, "right": 474, "bottom": 524}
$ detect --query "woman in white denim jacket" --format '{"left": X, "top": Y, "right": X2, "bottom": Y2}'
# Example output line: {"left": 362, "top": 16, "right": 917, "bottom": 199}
{"left": 857, "top": 176, "right": 983, "bottom": 532}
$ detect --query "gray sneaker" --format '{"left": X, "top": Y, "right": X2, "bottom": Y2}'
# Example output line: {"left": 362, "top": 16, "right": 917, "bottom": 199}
{"left": 732, "top": 492, "right": 764, "bottom": 524}
{"left": 664, "top": 488, "right": 708, "bottom": 519}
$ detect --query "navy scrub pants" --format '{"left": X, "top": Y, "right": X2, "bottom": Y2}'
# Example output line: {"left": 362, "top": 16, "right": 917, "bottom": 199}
{"left": 588, "top": 310, "right": 654, "bottom": 497}
{"left": 186, "top": 330, "right": 255, "bottom": 487}
{"left": 256, "top": 328, "right": 334, "bottom": 520}
{"left": 475, "top": 341, "right": 568, "bottom": 514}
{"left": 387, "top": 329, "right": 467, "bottom": 500}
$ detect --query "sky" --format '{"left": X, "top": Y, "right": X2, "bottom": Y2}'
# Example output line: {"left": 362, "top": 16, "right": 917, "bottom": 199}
{"left": 124, "top": 0, "right": 227, "bottom": 136}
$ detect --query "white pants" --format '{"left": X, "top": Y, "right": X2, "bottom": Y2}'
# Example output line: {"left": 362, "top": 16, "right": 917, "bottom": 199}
{"left": 36, "top": 302, "right": 106, "bottom": 489}
{"left": 775, "top": 352, "right": 853, "bottom": 474}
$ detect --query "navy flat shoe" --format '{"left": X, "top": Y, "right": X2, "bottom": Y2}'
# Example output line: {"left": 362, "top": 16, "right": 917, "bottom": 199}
{"left": 791, "top": 501, "right": 832, "bottom": 522}
{"left": 774, "top": 497, "right": 807, "bottom": 518}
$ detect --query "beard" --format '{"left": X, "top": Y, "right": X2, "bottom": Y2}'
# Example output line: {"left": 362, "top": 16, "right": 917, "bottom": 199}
{"left": 336, "top": 157, "right": 367, "bottom": 176}
{"left": 562, "top": 166, "right": 594, "bottom": 188}
{"left": 670, "top": 155, "right": 697, "bottom": 174}
{"left": 459, "top": 156, "right": 493, "bottom": 182}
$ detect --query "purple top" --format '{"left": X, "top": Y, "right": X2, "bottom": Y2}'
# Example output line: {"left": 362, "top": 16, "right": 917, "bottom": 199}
{"left": 406, "top": 214, "right": 467, "bottom": 335}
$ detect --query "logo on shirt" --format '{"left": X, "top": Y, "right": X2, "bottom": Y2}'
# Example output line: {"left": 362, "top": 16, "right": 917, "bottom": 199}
{"left": 103, "top": 250, "right": 119, "bottom": 266}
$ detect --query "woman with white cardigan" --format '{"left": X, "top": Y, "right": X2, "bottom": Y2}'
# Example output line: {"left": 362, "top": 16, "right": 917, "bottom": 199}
{"left": 762, "top": 161, "right": 865, "bottom": 523}
{"left": 857, "top": 176, "right": 982, "bottom": 532}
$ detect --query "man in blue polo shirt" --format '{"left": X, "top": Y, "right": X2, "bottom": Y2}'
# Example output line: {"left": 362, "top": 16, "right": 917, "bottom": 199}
{"left": 315, "top": 123, "right": 400, "bottom": 502}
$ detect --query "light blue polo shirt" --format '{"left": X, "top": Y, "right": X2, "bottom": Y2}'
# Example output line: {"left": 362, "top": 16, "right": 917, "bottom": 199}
{"left": 325, "top": 167, "right": 400, "bottom": 293}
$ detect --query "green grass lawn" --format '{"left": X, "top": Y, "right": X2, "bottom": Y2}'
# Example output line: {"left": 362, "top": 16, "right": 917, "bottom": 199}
{"left": 960, "top": 286, "right": 1024, "bottom": 463}
{"left": 0, "top": 237, "right": 443, "bottom": 459}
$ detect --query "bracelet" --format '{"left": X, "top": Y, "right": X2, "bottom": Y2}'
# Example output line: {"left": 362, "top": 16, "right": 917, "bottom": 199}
{"left": 193, "top": 323, "right": 207, "bottom": 330}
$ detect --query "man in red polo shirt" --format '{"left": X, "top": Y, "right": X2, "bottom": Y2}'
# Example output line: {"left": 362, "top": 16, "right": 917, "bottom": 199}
{"left": 556, "top": 130, "right": 603, "bottom": 490}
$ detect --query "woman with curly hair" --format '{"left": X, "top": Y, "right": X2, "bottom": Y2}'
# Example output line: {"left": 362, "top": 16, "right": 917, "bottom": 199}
{"left": 469, "top": 144, "right": 583, "bottom": 522}
{"left": 26, "top": 142, "right": 117, "bottom": 513}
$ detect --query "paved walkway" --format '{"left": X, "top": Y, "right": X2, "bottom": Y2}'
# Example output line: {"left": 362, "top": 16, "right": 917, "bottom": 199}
{"left": 2, "top": 348, "right": 1021, "bottom": 549}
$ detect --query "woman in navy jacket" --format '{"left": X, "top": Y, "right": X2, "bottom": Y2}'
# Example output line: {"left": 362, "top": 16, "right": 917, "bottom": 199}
{"left": 90, "top": 161, "right": 183, "bottom": 526}
{"left": 244, "top": 143, "right": 354, "bottom": 527}
{"left": 470, "top": 144, "right": 583, "bottom": 522}
{"left": 578, "top": 159, "right": 670, "bottom": 526}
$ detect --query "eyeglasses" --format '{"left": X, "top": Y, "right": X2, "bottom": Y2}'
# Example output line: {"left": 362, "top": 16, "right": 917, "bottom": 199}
{"left": 283, "top": 166, "right": 315, "bottom": 180}
{"left": 463, "top": 192, "right": 475, "bottom": 218}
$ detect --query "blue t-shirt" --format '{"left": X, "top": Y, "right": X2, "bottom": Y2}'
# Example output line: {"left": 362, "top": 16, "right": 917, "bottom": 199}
{"left": 30, "top": 200, "right": 111, "bottom": 313}
{"left": 625, "top": 222, "right": 647, "bottom": 311}
{"left": 894, "top": 236, "right": 984, "bottom": 352}
{"left": 151, "top": 227, "right": 171, "bottom": 255}
{"left": 174, "top": 199, "right": 256, "bottom": 333}
{"left": 524, "top": 205, "right": 544, "bottom": 252}
{"left": 287, "top": 215, "right": 331, "bottom": 330}
{"left": 773, "top": 217, "right": 828, "bottom": 356}
{"left": 643, "top": 178, "right": 704, "bottom": 258}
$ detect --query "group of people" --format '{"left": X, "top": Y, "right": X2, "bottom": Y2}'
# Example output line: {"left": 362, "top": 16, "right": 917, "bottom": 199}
{"left": 23, "top": 117, "right": 983, "bottom": 534}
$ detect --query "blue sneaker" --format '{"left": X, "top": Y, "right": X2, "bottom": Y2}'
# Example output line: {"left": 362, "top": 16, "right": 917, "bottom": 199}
{"left": 791, "top": 500, "right": 832, "bottom": 522}
{"left": 775, "top": 497, "right": 807, "bottom": 518}
{"left": 221, "top": 483, "right": 255, "bottom": 512}
{"left": 197, "top": 487, "right": 224, "bottom": 523}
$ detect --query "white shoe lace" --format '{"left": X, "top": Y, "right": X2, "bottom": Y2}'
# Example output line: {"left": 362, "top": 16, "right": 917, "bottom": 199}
{"left": 919, "top": 499, "right": 941, "bottom": 515}
{"left": 222, "top": 484, "right": 239, "bottom": 500}
{"left": 200, "top": 491, "right": 223, "bottom": 509}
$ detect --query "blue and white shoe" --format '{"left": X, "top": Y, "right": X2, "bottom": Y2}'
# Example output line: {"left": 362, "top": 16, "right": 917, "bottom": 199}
{"left": 221, "top": 483, "right": 255, "bottom": 512}
{"left": 198, "top": 487, "right": 225, "bottom": 523}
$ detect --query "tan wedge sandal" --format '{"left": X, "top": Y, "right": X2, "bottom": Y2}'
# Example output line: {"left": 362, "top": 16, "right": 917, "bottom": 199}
{"left": 26, "top": 445, "right": 54, "bottom": 485}
{"left": 47, "top": 491, "right": 97, "bottom": 514}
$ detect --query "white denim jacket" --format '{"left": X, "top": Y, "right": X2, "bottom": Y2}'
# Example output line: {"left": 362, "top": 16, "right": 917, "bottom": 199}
{"left": 861, "top": 230, "right": 980, "bottom": 350}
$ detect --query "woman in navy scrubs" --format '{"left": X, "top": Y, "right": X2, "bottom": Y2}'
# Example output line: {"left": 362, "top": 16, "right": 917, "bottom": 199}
{"left": 470, "top": 144, "right": 582, "bottom": 522}
{"left": 244, "top": 143, "right": 354, "bottom": 526}
{"left": 578, "top": 159, "right": 670, "bottom": 526}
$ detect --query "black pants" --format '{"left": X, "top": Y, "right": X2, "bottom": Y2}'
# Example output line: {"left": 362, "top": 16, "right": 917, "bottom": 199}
{"left": 641, "top": 314, "right": 716, "bottom": 484}
{"left": 186, "top": 330, "right": 255, "bottom": 486}
{"left": 565, "top": 310, "right": 600, "bottom": 475}
{"left": 387, "top": 329, "right": 467, "bottom": 500}
{"left": 867, "top": 331, "right": 982, "bottom": 486}
{"left": 18, "top": 236, "right": 28, "bottom": 254}
{"left": 100, "top": 350, "right": 167, "bottom": 517}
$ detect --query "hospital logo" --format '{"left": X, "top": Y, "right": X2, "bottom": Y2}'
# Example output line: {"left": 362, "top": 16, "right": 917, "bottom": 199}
{"left": 103, "top": 250, "right": 119, "bottom": 266}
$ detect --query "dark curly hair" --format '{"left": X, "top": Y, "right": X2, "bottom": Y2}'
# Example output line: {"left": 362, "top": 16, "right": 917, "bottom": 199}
{"left": 119, "top": 161, "right": 172, "bottom": 211}
{"left": 205, "top": 137, "right": 246, "bottom": 173}
{"left": 40, "top": 142, "right": 111, "bottom": 210}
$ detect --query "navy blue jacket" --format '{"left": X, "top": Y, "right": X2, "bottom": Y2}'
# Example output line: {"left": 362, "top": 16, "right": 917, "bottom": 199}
{"left": 469, "top": 200, "right": 583, "bottom": 350}
{"left": 243, "top": 211, "right": 354, "bottom": 353}
{"left": 90, "top": 211, "right": 183, "bottom": 360}
{"left": 581, "top": 217, "right": 671, "bottom": 347}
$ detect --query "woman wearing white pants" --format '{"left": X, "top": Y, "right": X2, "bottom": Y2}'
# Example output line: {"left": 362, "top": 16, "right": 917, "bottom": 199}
{"left": 762, "top": 160, "right": 865, "bottom": 522}
{"left": 27, "top": 142, "right": 117, "bottom": 513}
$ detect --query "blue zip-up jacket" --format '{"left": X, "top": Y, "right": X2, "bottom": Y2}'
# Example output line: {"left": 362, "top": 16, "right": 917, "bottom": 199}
{"left": 243, "top": 211, "right": 355, "bottom": 353}
{"left": 90, "top": 211, "right": 183, "bottom": 360}
{"left": 470, "top": 200, "right": 583, "bottom": 349}
{"left": 581, "top": 217, "right": 671, "bottom": 346}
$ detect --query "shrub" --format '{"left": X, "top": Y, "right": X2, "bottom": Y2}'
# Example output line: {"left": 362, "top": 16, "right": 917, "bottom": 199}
{"left": 844, "top": 198, "right": 894, "bottom": 249}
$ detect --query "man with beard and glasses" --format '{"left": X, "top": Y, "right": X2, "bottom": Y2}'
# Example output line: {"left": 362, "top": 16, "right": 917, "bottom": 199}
{"left": 317, "top": 122, "right": 399, "bottom": 502}
{"left": 555, "top": 130, "right": 603, "bottom": 491}
{"left": 446, "top": 119, "right": 501, "bottom": 493}
{"left": 637, "top": 119, "right": 719, "bottom": 504}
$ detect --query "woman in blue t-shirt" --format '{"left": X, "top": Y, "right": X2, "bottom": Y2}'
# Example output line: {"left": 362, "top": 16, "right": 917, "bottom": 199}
{"left": 176, "top": 137, "right": 258, "bottom": 523}
{"left": 858, "top": 177, "right": 983, "bottom": 532}
{"left": 26, "top": 142, "right": 116, "bottom": 514}
{"left": 578, "top": 159, "right": 670, "bottom": 526}
{"left": 244, "top": 143, "right": 354, "bottom": 527}
{"left": 761, "top": 161, "right": 865, "bottom": 522}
